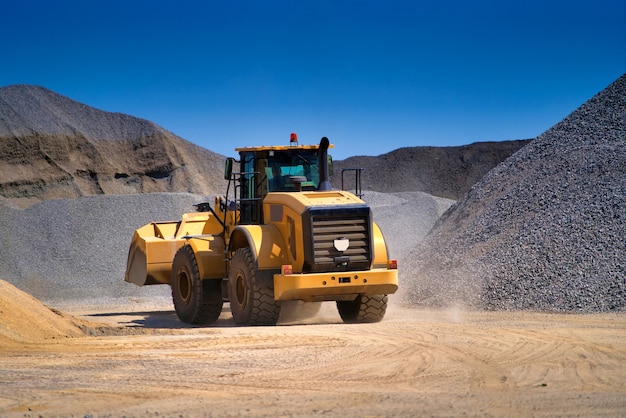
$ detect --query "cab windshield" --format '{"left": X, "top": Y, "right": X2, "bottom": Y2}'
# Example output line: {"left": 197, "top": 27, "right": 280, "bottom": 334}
{"left": 266, "top": 151, "right": 320, "bottom": 192}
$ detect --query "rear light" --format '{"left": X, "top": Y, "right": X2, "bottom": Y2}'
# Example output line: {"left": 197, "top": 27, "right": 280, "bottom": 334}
{"left": 387, "top": 259, "right": 398, "bottom": 270}
{"left": 282, "top": 264, "right": 293, "bottom": 275}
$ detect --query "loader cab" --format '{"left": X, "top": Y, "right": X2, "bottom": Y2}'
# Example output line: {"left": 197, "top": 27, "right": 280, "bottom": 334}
{"left": 227, "top": 138, "right": 333, "bottom": 225}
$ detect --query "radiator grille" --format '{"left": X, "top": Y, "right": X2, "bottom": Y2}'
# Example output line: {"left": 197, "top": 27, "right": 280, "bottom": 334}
{"left": 304, "top": 207, "right": 372, "bottom": 272}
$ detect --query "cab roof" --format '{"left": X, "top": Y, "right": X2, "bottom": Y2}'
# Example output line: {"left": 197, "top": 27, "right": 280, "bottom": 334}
{"left": 235, "top": 143, "right": 334, "bottom": 153}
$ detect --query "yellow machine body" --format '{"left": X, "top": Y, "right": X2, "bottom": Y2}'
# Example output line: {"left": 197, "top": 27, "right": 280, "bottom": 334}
{"left": 125, "top": 191, "right": 398, "bottom": 301}
{"left": 124, "top": 137, "right": 398, "bottom": 325}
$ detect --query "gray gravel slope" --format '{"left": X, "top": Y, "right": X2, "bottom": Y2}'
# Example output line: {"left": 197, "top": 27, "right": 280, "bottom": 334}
{"left": 401, "top": 74, "right": 625, "bottom": 312}
{"left": 0, "top": 191, "right": 450, "bottom": 305}
{"left": 0, "top": 193, "right": 205, "bottom": 303}
{"left": 1, "top": 75, "right": 623, "bottom": 314}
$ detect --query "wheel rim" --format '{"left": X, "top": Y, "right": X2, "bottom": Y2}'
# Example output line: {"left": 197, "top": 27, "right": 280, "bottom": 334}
{"left": 234, "top": 272, "right": 247, "bottom": 307}
{"left": 177, "top": 268, "right": 192, "bottom": 304}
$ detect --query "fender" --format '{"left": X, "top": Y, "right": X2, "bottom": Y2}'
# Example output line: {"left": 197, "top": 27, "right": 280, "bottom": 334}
{"left": 184, "top": 235, "right": 226, "bottom": 280}
{"left": 372, "top": 221, "right": 391, "bottom": 269}
{"left": 229, "top": 224, "right": 289, "bottom": 270}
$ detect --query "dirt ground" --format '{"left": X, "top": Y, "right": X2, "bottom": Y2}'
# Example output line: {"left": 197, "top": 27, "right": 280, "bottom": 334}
{"left": 1, "top": 286, "right": 625, "bottom": 418}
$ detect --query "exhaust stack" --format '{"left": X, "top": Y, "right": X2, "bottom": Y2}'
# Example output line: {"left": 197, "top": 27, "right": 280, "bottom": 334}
{"left": 318, "top": 137, "right": 332, "bottom": 191}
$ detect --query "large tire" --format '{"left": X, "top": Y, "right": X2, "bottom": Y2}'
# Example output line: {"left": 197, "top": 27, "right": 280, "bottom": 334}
{"left": 228, "top": 248, "right": 280, "bottom": 326}
{"left": 171, "top": 245, "right": 223, "bottom": 325}
{"left": 337, "top": 294, "right": 388, "bottom": 323}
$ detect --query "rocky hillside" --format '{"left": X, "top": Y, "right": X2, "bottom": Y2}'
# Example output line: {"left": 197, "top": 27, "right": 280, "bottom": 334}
{"left": 0, "top": 85, "right": 527, "bottom": 207}
{"left": 331, "top": 139, "right": 530, "bottom": 199}
{"left": 401, "top": 73, "right": 626, "bottom": 312}
{"left": 0, "top": 85, "right": 227, "bottom": 208}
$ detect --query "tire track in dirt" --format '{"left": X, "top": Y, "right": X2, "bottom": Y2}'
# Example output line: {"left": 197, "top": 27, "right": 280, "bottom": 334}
{"left": 1, "top": 306, "right": 625, "bottom": 417}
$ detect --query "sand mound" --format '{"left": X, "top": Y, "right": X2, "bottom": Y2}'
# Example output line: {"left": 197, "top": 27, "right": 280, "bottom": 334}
{"left": 0, "top": 279, "right": 86, "bottom": 345}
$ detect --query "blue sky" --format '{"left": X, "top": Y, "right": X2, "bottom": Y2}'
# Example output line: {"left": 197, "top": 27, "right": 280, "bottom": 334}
{"left": 2, "top": 0, "right": 624, "bottom": 160}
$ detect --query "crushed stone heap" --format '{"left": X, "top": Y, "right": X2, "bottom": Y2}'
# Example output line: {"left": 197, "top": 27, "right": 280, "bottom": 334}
{"left": 401, "top": 74, "right": 625, "bottom": 312}
{"left": 0, "top": 85, "right": 226, "bottom": 208}
{"left": 0, "top": 191, "right": 451, "bottom": 304}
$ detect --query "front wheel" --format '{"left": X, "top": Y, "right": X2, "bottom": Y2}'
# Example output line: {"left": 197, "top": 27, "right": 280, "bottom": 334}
{"left": 171, "top": 245, "right": 223, "bottom": 325}
{"left": 337, "top": 294, "right": 388, "bottom": 323}
{"left": 228, "top": 248, "right": 280, "bottom": 326}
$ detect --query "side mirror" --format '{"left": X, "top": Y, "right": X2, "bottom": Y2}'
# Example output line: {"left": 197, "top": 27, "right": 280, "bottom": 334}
{"left": 328, "top": 155, "right": 333, "bottom": 176}
{"left": 224, "top": 158, "right": 234, "bottom": 180}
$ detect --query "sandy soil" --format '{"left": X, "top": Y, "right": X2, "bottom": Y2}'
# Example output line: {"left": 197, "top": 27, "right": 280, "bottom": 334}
{"left": 1, "top": 293, "right": 624, "bottom": 418}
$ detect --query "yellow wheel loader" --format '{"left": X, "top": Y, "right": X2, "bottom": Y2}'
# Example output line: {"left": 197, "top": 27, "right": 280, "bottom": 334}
{"left": 124, "top": 135, "right": 398, "bottom": 326}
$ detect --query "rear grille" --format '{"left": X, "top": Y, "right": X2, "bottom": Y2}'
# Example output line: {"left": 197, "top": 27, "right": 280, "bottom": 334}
{"left": 303, "top": 206, "right": 372, "bottom": 273}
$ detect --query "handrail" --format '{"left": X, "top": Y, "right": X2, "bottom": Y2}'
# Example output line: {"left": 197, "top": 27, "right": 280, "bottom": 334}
{"left": 341, "top": 168, "right": 364, "bottom": 198}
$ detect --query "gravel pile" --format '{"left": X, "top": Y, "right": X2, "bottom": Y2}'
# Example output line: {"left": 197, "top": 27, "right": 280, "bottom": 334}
{"left": 1, "top": 75, "right": 623, "bottom": 314}
{"left": 0, "top": 84, "right": 165, "bottom": 140}
{"left": 401, "top": 74, "right": 625, "bottom": 312}
{"left": 0, "top": 193, "right": 205, "bottom": 304}
{"left": 333, "top": 140, "right": 530, "bottom": 200}
{"left": 0, "top": 85, "right": 454, "bottom": 308}
{"left": 0, "top": 85, "right": 227, "bottom": 208}
{"left": 0, "top": 190, "right": 451, "bottom": 306}
{"left": 1, "top": 85, "right": 525, "bottom": 209}
{"left": 364, "top": 191, "right": 454, "bottom": 261}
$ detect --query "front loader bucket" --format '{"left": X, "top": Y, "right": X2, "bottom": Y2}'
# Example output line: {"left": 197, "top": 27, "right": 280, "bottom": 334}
{"left": 125, "top": 211, "right": 224, "bottom": 286}
{"left": 124, "top": 222, "right": 184, "bottom": 286}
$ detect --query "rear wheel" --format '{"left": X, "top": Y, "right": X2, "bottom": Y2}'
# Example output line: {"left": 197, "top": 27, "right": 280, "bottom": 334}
{"left": 228, "top": 248, "right": 280, "bottom": 326}
{"left": 337, "top": 294, "right": 388, "bottom": 323}
{"left": 171, "top": 245, "right": 223, "bottom": 324}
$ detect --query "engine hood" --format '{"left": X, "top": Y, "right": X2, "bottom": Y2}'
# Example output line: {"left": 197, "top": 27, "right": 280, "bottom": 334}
{"left": 263, "top": 190, "right": 367, "bottom": 215}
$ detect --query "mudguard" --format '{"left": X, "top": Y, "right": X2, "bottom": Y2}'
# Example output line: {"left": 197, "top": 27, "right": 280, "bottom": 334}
{"left": 229, "top": 224, "right": 288, "bottom": 270}
{"left": 372, "top": 221, "right": 391, "bottom": 269}
{"left": 184, "top": 236, "right": 226, "bottom": 280}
